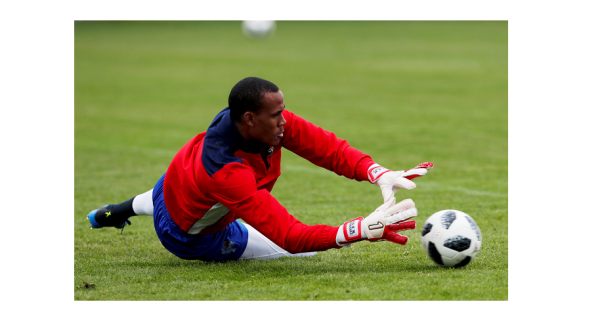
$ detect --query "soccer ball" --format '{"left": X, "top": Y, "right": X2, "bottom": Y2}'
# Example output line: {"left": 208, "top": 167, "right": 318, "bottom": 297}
{"left": 241, "top": 20, "right": 276, "bottom": 38}
{"left": 421, "top": 210, "right": 482, "bottom": 268}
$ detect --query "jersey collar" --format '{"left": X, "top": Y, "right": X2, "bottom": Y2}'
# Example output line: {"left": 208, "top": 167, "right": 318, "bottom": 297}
{"left": 209, "top": 107, "right": 264, "bottom": 154}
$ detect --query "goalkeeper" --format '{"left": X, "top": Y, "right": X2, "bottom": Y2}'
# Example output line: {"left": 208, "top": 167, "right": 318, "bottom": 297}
{"left": 87, "top": 77, "right": 433, "bottom": 261}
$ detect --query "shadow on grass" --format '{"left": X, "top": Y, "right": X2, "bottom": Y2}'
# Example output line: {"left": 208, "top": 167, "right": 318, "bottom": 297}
{"left": 109, "top": 253, "right": 453, "bottom": 278}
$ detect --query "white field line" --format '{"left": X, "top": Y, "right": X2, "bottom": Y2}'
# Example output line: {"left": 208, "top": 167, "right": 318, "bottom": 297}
{"left": 282, "top": 164, "right": 507, "bottom": 198}
{"left": 418, "top": 182, "right": 507, "bottom": 198}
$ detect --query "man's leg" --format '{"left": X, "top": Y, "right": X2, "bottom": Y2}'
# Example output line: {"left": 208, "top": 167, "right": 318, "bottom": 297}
{"left": 87, "top": 189, "right": 154, "bottom": 228}
{"left": 132, "top": 189, "right": 154, "bottom": 216}
{"left": 239, "top": 223, "right": 317, "bottom": 260}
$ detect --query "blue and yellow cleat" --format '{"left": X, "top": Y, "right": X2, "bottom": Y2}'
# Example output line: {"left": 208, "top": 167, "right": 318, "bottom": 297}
{"left": 87, "top": 205, "right": 131, "bottom": 230}
{"left": 87, "top": 207, "right": 104, "bottom": 229}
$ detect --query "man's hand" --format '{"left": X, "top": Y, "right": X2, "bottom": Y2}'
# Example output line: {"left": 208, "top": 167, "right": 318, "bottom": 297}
{"left": 336, "top": 197, "right": 417, "bottom": 246}
{"left": 368, "top": 162, "right": 434, "bottom": 202}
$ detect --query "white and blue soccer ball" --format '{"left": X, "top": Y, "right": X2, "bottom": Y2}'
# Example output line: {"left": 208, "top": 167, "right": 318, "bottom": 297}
{"left": 421, "top": 209, "right": 482, "bottom": 268}
{"left": 241, "top": 20, "right": 276, "bottom": 38}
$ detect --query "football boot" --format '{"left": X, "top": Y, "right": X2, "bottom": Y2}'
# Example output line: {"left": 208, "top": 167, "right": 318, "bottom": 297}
{"left": 87, "top": 205, "right": 132, "bottom": 230}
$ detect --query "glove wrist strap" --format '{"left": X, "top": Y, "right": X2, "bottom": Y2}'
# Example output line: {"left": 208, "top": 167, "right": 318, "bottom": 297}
{"left": 367, "top": 164, "right": 391, "bottom": 183}
{"left": 336, "top": 217, "right": 364, "bottom": 246}
{"left": 343, "top": 217, "right": 363, "bottom": 242}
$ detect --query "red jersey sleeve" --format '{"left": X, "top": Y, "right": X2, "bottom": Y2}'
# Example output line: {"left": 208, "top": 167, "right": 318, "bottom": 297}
{"left": 281, "top": 110, "right": 375, "bottom": 182}
{"left": 210, "top": 162, "right": 340, "bottom": 253}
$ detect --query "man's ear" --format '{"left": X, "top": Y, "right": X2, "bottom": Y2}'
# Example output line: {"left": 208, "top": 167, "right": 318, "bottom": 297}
{"left": 242, "top": 111, "right": 255, "bottom": 127}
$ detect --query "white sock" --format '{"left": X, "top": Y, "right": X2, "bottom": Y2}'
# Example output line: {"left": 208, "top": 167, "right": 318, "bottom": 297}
{"left": 132, "top": 189, "right": 154, "bottom": 216}
{"left": 240, "top": 223, "right": 317, "bottom": 260}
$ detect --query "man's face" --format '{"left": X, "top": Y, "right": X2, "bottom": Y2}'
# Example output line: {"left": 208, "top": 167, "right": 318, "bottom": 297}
{"left": 248, "top": 90, "right": 286, "bottom": 147}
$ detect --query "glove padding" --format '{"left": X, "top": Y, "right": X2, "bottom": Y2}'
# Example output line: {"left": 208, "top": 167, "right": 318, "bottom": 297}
{"left": 336, "top": 197, "right": 417, "bottom": 246}
{"left": 368, "top": 162, "right": 434, "bottom": 203}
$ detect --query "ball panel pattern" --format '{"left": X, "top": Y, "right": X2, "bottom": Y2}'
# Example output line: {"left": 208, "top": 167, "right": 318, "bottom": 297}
{"left": 464, "top": 214, "right": 481, "bottom": 241}
{"left": 427, "top": 242, "right": 444, "bottom": 266}
{"left": 443, "top": 235, "right": 471, "bottom": 252}
{"left": 422, "top": 222, "right": 433, "bottom": 236}
{"left": 453, "top": 256, "right": 472, "bottom": 268}
{"left": 440, "top": 210, "right": 456, "bottom": 229}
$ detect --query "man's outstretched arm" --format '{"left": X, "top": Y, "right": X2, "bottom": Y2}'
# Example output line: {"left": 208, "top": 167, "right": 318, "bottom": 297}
{"left": 211, "top": 163, "right": 340, "bottom": 253}
{"left": 211, "top": 163, "right": 418, "bottom": 253}
{"left": 281, "top": 110, "right": 374, "bottom": 181}
{"left": 281, "top": 110, "right": 433, "bottom": 200}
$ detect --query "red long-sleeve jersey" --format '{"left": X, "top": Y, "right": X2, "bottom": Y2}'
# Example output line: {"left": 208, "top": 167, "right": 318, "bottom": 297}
{"left": 163, "top": 108, "right": 375, "bottom": 253}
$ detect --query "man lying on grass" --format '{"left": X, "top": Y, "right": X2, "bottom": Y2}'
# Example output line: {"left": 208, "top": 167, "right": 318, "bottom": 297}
{"left": 87, "top": 77, "right": 433, "bottom": 261}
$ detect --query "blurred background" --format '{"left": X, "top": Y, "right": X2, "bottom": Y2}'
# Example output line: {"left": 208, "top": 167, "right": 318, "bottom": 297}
{"left": 75, "top": 20, "right": 507, "bottom": 200}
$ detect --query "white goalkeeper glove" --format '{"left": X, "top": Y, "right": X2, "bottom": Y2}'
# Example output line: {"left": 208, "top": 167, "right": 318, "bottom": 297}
{"left": 336, "top": 197, "right": 417, "bottom": 246}
{"left": 368, "top": 162, "right": 434, "bottom": 202}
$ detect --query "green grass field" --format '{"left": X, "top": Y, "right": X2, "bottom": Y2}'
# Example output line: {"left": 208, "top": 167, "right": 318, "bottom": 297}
{"left": 75, "top": 21, "right": 507, "bottom": 300}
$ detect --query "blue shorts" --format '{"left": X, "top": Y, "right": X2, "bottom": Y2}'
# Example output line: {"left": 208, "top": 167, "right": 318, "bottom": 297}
{"left": 152, "top": 174, "right": 248, "bottom": 261}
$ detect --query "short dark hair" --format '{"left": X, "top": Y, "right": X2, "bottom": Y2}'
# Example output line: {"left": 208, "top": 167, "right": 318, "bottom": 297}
{"left": 228, "top": 77, "right": 280, "bottom": 122}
